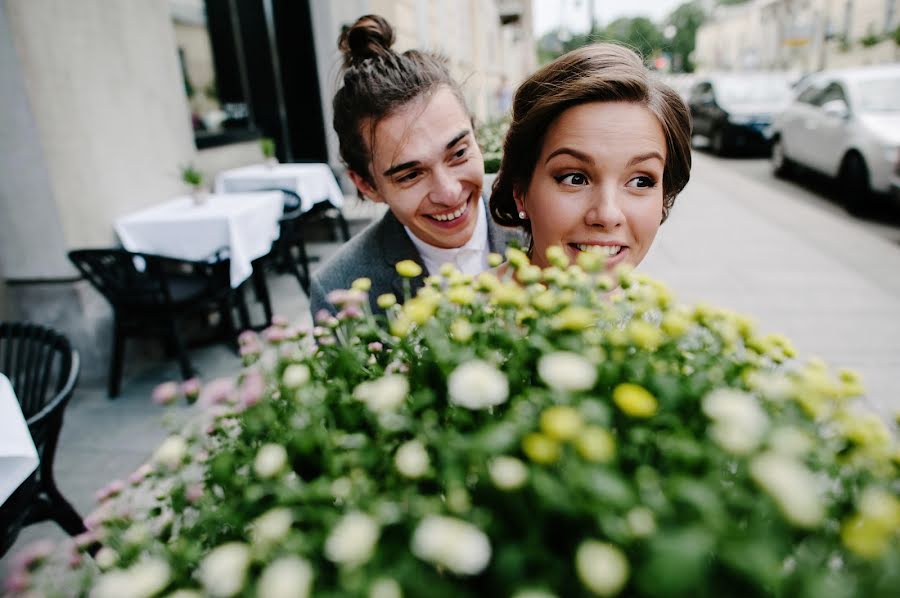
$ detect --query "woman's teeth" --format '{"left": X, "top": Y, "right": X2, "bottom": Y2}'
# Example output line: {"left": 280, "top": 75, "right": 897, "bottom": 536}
{"left": 431, "top": 204, "right": 467, "bottom": 222}
{"left": 575, "top": 244, "right": 622, "bottom": 256}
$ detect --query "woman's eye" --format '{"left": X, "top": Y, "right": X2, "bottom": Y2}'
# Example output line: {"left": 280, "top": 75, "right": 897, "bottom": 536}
{"left": 626, "top": 175, "right": 657, "bottom": 189}
{"left": 555, "top": 172, "right": 588, "bottom": 186}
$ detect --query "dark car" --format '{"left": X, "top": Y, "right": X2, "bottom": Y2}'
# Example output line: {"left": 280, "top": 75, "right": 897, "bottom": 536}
{"left": 688, "top": 73, "right": 794, "bottom": 155}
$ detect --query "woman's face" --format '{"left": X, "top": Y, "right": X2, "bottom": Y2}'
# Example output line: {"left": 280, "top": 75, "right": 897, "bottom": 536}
{"left": 516, "top": 101, "right": 666, "bottom": 271}
{"left": 350, "top": 86, "right": 484, "bottom": 249}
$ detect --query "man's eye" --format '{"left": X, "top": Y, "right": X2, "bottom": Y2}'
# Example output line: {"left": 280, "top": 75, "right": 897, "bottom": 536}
{"left": 453, "top": 147, "right": 468, "bottom": 160}
{"left": 398, "top": 171, "right": 421, "bottom": 183}
{"left": 555, "top": 172, "right": 588, "bottom": 186}
{"left": 626, "top": 175, "right": 657, "bottom": 189}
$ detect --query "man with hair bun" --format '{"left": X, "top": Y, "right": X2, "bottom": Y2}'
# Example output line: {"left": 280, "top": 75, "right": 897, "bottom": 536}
{"left": 310, "top": 14, "right": 520, "bottom": 317}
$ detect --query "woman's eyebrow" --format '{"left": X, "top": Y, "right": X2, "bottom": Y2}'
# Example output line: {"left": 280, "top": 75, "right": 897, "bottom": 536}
{"left": 545, "top": 147, "right": 593, "bottom": 165}
{"left": 627, "top": 152, "right": 664, "bottom": 167}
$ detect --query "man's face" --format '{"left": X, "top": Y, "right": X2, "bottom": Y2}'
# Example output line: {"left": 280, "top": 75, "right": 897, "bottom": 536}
{"left": 352, "top": 86, "right": 484, "bottom": 249}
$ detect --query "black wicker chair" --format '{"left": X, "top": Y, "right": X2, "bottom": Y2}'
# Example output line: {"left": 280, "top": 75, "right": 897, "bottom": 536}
{"left": 0, "top": 322, "right": 84, "bottom": 557}
{"left": 250, "top": 189, "right": 312, "bottom": 308}
{"left": 68, "top": 249, "right": 237, "bottom": 397}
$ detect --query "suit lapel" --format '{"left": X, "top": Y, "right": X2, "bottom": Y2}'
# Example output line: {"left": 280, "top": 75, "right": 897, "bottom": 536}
{"left": 377, "top": 210, "right": 427, "bottom": 298}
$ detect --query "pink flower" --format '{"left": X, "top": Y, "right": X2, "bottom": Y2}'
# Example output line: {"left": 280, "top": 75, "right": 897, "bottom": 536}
{"left": 186, "top": 484, "right": 204, "bottom": 503}
{"left": 368, "top": 342, "right": 383, "bottom": 353}
{"left": 338, "top": 306, "right": 363, "bottom": 320}
{"left": 128, "top": 463, "right": 154, "bottom": 486}
{"left": 271, "top": 314, "right": 289, "bottom": 327}
{"left": 73, "top": 531, "right": 99, "bottom": 549}
{"left": 181, "top": 377, "right": 202, "bottom": 401}
{"left": 94, "top": 479, "right": 125, "bottom": 503}
{"left": 238, "top": 329, "right": 259, "bottom": 346}
{"left": 68, "top": 548, "right": 83, "bottom": 569}
{"left": 314, "top": 309, "right": 332, "bottom": 324}
{"left": 3, "top": 570, "right": 28, "bottom": 593}
{"left": 239, "top": 370, "right": 266, "bottom": 408}
{"left": 199, "top": 377, "right": 235, "bottom": 407}
{"left": 84, "top": 506, "right": 112, "bottom": 531}
{"left": 151, "top": 381, "right": 180, "bottom": 405}
{"left": 318, "top": 335, "right": 336, "bottom": 346}
{"left": 326, "top": 289, "right": 367, "bottom": 308}
{"left": 12, "top": 539, "right": 56, "bottom": 571}
{"left": 262, "top": 326, "right": 287, "bottom": 343}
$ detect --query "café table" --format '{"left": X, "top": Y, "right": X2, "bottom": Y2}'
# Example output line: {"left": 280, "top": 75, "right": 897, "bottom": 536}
{"left": 0, "top": 373, "right": 38, "bottom": 506}
{"left": 114, "top": 192, "right": 283, "bottom": 288}
{"left": 214, "top": 162, "right": 345, "bottom": 214}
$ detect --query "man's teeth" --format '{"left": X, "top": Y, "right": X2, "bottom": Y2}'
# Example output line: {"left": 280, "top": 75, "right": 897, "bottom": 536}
{"left": 432, "top": 204, "right": 467, "bottom": 222}
{"left": 575, "top": 244, "right": 622, "bottom": 256}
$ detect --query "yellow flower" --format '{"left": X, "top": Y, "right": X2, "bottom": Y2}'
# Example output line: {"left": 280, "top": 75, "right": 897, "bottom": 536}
{"left": 376, "top": 293, "right": 397, "bottom": 310}
{"left": 612, "top": 383, "right": 658, "bottom": 418}
{"left": 516, "top": 264, "right": 542, "bottom": 285}
{"left": 424, "top": 275, "right": 442, "bottom": 287}
{"left": 476, "top": 272, "right": 501, "bottom": 292}
{"left": 389, "top": 315, "right": 412, "bottom": 338}
{"left": 841, "top": 513, "right": 893, "bottom": 558}
{"left": 531, "top": 290, "right": 558, "bottom": 312}
{"left": 522, "top": 433, "right": 561, "bottom": 465}
{"left": 541, "top": 266, "right": 564, "bottom": 285}
{"left": 487, "top": 252, "right": 503, "bottom": 267}
{"left": 439, "top": 263, "right": 457, "bottom": 277}
{"left": 491, "top": 283, "right": 528, "bottom": 307}
{"left": 396, "top": 260, "right": 423, "bottom": 278}
{"left": 575, "top": 427, "right": 616, "bottom": 463}
{"left": 540, "top": 406, "right": 584, "bottom": 441}
{"left": 506, "top": 247, "right": 530, "bottom": 269}
{"left": 351, "top": 277, "right": 372, "bottom": 292}
{"left": 545, "top": 245, "right": 569, "bottom": 269}
{"left": 403, "top": 297, "right": 438, "bottom": 325}
{"left": 551, "top": 306, "right": 594, "bottom": 331}
{"left": 594, "top": 274, "right": 615, "bottom": 291}
{"left": 627, "top": 320, "right": 664, "bottom": 351}
{"left": 447, "top": 286, "right": 476, "bottom": 305}
{"left": 661, "top": 310, "right": 691, "bottom": 338}
{"left": 450, "top": 319, "right": 473, "bottom": 343}
{"left": 576, "top": 250, "right": 605, "bottom": 273}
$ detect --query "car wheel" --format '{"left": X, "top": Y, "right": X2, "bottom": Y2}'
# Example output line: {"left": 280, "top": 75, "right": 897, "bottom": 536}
{"left": 839, "top": 152, "right": 872, "bottom": 214}
{"left": 770, "top": 137, "right": 793, "bottom": 178}
{"left": 711, "top": 127, "right": 728, "bottom": 156}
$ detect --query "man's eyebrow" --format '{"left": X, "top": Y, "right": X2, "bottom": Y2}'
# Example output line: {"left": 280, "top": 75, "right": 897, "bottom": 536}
{"left": 382, "top": 130, "right": 472, "bottom": 176}
{"left": 383, "top": 160, "right": 420, "bottom": 177}
{"left": 446, "top": 130, "right": 470, "bottom": 150}
{"left": 627, "top": 151, "right": 665, "bottom": 167}
{"left": 545, "top": 147, "right": 594, "bottom": 165}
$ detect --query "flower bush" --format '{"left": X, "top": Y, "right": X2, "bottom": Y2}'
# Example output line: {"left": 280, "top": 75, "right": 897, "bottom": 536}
{"left": 477, "top": 118, "right": 509, "bottom": 174}
{"left": 8, "top": 252, "right": 900, "bottom": 597}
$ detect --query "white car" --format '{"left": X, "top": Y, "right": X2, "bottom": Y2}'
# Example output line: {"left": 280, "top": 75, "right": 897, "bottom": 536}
{"left": 770, "top": 64, "right": 900, "bottom": 212}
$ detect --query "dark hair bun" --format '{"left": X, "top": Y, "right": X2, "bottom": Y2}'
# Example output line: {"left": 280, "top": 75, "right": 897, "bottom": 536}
{"left": 339, "top": 14, "right": 395, "bottom": 68}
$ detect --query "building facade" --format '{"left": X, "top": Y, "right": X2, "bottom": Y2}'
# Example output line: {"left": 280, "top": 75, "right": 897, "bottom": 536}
{"left": 0, "top": 0, "right": 534, "bottom": 379}
{"left": 694, "top": 0, "right": 900, "bottom": 73}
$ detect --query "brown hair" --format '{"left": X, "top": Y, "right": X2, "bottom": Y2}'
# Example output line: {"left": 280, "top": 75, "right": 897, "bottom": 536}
{"left": 490, "top": 43, "right": 692, "bottom": 232}
{"left": 333, "top": 15, "right": 468, "bottom": 190}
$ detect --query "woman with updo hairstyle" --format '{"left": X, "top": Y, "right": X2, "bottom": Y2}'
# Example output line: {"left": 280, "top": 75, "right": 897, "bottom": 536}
{"left": 490, "top": 43, "right": 692, "bottom": 274}
{"left": 311, "top": 14, "right": 520, "bottom": 317}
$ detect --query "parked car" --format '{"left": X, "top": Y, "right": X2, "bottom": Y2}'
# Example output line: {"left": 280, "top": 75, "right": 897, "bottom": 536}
{"left": 770, "top": 64, "right": 900, "bottom": 210}
{"left": 688, "top": 73, "right": 794, "bottom": 155}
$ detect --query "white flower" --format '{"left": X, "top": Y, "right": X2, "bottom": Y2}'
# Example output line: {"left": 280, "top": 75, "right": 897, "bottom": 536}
{"left": 447, "top": 360, "right": 509, "bottom": 410}
{"left": 769, "top": 426, "right": 813, "bottom": 457}
{"left": 324, "top": 511, "right": 380, "bottom": 567}
{"left": 199, "top": 542, "right": 251, "bottom": 597}
{"left": 164, "top": 591, "right": 204, "bottom": 598}
{"left": 282, "top": 364, "right": 310, "bottom": 388}
{"left": 91, "top": 558, "right": 170, "bottom": 598}
{"left": 575, "top": 540, "right": 629, "bottom": 596}
{"left": 354, "top": 374, "right": 410, "bottom": 412}
{"left": 489, "top": 456, "right": 528, "bottom": 491}
{"left": 257, "top": 555, "right": 314, "bottom": 598}
{"left": 94, "top": 546, "right": 119, "bottom": 570}
{"left": 625, "top": 507, "right": 656, "bottom": 538}
{"left": 369, "top": 577, "right": 403, "bottom": 598}
{"left": 252, "top": 507, "right": 293, "bottom": 545}
{"left": 411, "top": 515, "right": 492, "bottom": 575}
{"left": 702, "top": 389, "right": 769, "bottom": 455}
{"left": 512, "top": 591, "right": 559, "bottom": 598}
{"left": 153, "top": 435, "right": 187, "bottom": 470}
{"left": 537, "top": 352, "right": 597, "bottom": 392}
{"left": 394, "top": 440, "right": 430, "bottom": 478}
{"left": 254, "top": 444, "right": 288, "bottom": 479}
{"left": 750, "top": 452, "right": 825, "bottom": 529}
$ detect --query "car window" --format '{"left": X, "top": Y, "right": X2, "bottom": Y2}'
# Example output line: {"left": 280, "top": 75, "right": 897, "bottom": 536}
{"left": 689, "top": 82, "right": 712, "bottom": 103}
{"left": 797, "top": 82, "right": 824, "bottom": 105}
{"left": 855, "top": 77, "right": 900, "bottom": 112}
{"left": 815, "top": 82, "right": 849, "bottom": 108}
{"left": 713, "top": 77, "right": 792, "bottom": 105}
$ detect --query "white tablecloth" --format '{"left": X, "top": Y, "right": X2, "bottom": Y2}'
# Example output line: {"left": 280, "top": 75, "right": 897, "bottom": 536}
{"left": 114, "top": 192, "right": 283, "bottom": 288}
{"left": 215, "top": 162, "right": 345, "bottom": 213}
{"left": 0, "top": 373, "right": 38, "bottom": 505}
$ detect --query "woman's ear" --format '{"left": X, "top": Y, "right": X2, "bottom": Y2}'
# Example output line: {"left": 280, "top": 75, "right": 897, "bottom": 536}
{"left": 348, "top": 170, "right": 385, "bottom": 203}
{"left": 512, "top": 184, "right": 526, "bottom": 216}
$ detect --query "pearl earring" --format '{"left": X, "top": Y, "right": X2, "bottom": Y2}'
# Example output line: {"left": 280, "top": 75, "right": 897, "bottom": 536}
{"left": 518, "top": 210, "right": 527, "bottom": 220}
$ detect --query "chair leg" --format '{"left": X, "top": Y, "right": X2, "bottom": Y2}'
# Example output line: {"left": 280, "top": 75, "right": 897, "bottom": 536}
{"left": 165, "top": 320, "right": 194, "bottom": 380}
{"left": 219, "top": 296, "right": 239, "bottom": 352}
{"left": 252, "top": 267, "right": 273, "bottom": 326}
{"left": 108, "top": 320, "right": 125, "bottom": 399}
{"left": 44, "top": 484, "right": 87, "bottom": 537}
{"left": 336, "top": 212, "right": 351, "bottom": 241}
{"left": 234, "top": 284, "right": 252, "bottom": 331}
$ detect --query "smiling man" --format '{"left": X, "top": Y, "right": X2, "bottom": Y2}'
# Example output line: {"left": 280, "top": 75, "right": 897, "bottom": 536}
{"left": 310, "top": 15, "right": 519, "bottom": 317}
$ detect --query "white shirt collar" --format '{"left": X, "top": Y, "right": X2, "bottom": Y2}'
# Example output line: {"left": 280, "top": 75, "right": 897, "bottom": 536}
{"left": 404, "top": 198, "right": 490, "bottom": 276}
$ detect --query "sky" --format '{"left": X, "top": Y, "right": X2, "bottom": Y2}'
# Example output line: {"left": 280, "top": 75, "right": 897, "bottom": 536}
{"left": 532, "top": 0, "right": 687, "bottom": 36}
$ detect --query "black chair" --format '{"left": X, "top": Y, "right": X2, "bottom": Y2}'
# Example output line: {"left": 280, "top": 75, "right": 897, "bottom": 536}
{"left": 68, "top": 249, "right": 237, "bottom": 397}
{"left": 0, "top": 322, "right": 85, "bottom": 557}
{"left": 251, "top": 189, "right": 312, "bottom": 299}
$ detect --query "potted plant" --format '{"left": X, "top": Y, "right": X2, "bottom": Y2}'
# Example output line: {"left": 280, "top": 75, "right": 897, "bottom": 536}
{"left": 260, "top": 137, "right": 278, "bottom": 168}
{"left": 180, "top": 163, "right": 206, "bottom": 205}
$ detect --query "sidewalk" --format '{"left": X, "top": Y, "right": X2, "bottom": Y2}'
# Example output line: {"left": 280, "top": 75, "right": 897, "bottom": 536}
{"left": 4, "top": 157, "right": 900, "bottom": 572}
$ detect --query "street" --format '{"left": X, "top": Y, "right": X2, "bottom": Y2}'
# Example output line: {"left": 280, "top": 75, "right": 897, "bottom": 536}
{"left": 643, "top": 150, "right": 900, "bottom": 418}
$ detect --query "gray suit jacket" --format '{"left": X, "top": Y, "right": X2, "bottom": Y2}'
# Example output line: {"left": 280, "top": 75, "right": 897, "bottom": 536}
{"left": 310, "top": 201, "right": 522, "bottom": 317}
